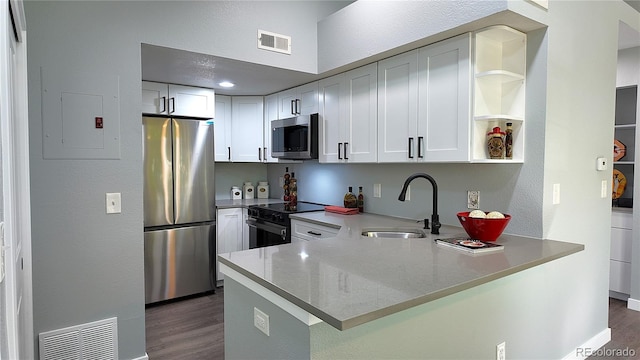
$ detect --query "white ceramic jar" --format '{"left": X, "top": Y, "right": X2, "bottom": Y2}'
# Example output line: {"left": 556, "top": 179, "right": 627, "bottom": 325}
{"left": 257, "top": 181, "right": 269, "bottom": 199}
{"left": 243, "top": 182, "right": 254, "bottom": 199}
{"left": 231, "top": 186, "right": 242, "bottom": 200}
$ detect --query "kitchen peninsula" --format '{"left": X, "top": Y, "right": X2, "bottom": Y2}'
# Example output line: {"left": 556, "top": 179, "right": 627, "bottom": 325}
{"left": 219, "top": 212, "right": 584, "bottom": 359}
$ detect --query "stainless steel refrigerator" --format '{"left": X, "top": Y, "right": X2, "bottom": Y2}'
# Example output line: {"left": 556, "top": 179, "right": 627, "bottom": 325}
{"left": 143, "top": 116, "right": 216, "bottom": 304}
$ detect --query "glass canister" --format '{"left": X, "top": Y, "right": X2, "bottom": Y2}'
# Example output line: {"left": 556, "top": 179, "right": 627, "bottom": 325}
{"left": 257, "top": 181, "right": 269, "bottom": 199}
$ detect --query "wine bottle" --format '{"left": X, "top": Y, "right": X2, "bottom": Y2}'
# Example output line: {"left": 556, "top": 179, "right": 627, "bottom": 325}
{"left": 357, "top": 186, "right": 364, "bottom": 213}
{"left": 344, "top": 186, "right": 357, "bottom": 208}
{"left": 505, "top": 122, "right": 513, "bottom": 159}
{"left": 283, "top": 167, "right": 290, "bottom": 201}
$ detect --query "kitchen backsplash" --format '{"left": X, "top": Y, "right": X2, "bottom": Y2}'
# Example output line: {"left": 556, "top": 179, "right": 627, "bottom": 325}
{"left": 215, "top": 162, "right": 268, "bottom": 200}
{"left": 266, "top": 161, "right": 537, "bottom": 236}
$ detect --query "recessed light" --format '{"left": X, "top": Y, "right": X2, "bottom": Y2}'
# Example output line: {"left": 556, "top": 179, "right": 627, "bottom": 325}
{"left": 219, "top": 81, "right": 235, "bottom": 88}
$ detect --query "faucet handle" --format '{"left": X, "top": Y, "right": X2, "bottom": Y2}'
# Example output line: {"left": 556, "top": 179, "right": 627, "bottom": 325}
{"left": 423, "top": 218, "right": 429, "bottom": 230}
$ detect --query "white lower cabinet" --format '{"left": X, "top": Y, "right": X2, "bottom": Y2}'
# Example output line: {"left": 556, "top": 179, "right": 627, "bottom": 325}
{"left": 610, "top": 210, "right": 633, "bottom": 295}
{"left": 216, "top": 207, "right": 248, "bottom": 282}
{"left": 290, "top": 219, "right": 340, "bottom": 242}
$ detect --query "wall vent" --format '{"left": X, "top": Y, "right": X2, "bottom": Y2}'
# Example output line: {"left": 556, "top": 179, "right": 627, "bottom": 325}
{"left": 39, "top": 317, "right": 118, "bottom": 360}
{"left": 258, "top": 30, "right": 291, "bottom": 55}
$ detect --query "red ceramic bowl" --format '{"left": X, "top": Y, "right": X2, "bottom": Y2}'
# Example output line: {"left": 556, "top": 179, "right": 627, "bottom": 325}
{"left": 457, "top": 211, "right": 511, "bottom": 241}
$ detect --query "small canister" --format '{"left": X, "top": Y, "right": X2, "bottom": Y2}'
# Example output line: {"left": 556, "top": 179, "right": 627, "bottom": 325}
{"left": 257, "top": 181, "right": 269, "bottom": 199}
{"left": 243, "top": 182, "right": 254, "bottom": 199}
{"left": 231, "top": 186, "right": 242, "bottom": 200}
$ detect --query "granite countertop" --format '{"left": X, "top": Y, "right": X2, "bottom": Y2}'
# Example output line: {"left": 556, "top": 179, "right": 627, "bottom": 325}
{"left": 218, "top": 212, "right": 584, "bottom": 331}
{"left": 215, "top": 198, "right": 285, "bottom": 208}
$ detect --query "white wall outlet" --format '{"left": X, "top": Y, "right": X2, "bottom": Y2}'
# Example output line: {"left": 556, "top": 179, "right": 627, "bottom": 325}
{"left": 106, "top": 192, "right": 122, "bottom": 214}
{"left": 254, "top": 307, "right": 270, "bottom": 336}
{"left": 601, "top": 180, "right": 608, "bottom": 198}
{"left": 497, "top": 341, "right": 506, "bottom": 360}
{"left": 596, "top": 157, "right": 607, "bottom": 171}
{"left": 552, "top": 183, "right": 560, "bottom": 205}
{"left": 373, "top": 184, "right": 381, "bottom": 198}
{"left": 467, "top": 191, "right": 479, "bottom": 209}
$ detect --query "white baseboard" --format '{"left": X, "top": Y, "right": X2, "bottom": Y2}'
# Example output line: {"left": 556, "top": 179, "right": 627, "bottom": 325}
{"left": 628, "top": 297, "right": 640, "bottom": 311}
{"left": 132, "top": 353, "right": 149, "bottom": 360}
{"left": 562, "top": 328, "right": 611, "bottom": 360}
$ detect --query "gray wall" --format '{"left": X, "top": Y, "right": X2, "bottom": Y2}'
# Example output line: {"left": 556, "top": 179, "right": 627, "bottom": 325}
{"left": 24, "top": 1, "right": 349, "bottom": 358}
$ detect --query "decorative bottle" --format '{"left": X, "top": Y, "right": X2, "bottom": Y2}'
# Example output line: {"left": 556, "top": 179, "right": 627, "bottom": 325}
{"left": 289, "top": 172, "right": 298, "bottom": 206}
{"left": 505, "top": 122, "right": 513, "bottom": 160}
{"left": 357, "top": 186, "right": 364, "bottom": 213}
{"left": 283, "top": 167, "right": 290, "bottom": 202}
{"left": 486, "top": 126, "right": 505, "bottom": 159}
{"left": 344, "top": 186, "right": 357, "bottom": 208}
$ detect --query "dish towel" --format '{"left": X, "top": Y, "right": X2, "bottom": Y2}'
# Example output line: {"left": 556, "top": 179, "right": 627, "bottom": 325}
{"left": 324, "top": 206, "right": 359, "bottom": 215}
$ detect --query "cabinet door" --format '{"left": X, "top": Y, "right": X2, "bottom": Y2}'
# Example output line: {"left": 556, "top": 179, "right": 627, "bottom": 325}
{"left": 318, "top": 74, "right": 346, "bottom": 163}
{"left": 277, "top": 88, "right": 298, "bottom": 119}
{"left": 231, "top": 96, "right": 264, "bottom": 162}
{"left": 216, "top": 208, "right": 244, "bottom": 281}
{"left": 169, "top": 84, "right": 216, "bottom": 118}
{"left": 263, "top": 94, "right": 279, "bottom": 163}
{"left": 214, "top": 95, "right": 232, "bottom": 162}
{"left": 142, "top": 81, "right": 168, "bottom": 115}
{"left": 345, "top": 63, "right": 378, "bottom": 163}
{"left": 377, "top": 50, "right": 418, "bottom": 162}
{"left": 297, "top": 82, "right": 319, "bottom": 115}
{"left": 417, "top": 33, "right": 471, "bottom": 161}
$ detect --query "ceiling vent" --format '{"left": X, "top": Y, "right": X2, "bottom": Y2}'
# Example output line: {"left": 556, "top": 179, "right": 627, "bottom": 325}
{"left": 258, "top": 30, "right": 291, "bottom": 55}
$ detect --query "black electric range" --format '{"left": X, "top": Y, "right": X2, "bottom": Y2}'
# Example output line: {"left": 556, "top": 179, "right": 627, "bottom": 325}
{"left": 246, "top": 202, "right": 326, "bottom": 248}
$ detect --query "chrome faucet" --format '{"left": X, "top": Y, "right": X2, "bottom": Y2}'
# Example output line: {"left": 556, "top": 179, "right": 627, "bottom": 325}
{"left": 398, "top": 173, "right": 441, "bottom": 234}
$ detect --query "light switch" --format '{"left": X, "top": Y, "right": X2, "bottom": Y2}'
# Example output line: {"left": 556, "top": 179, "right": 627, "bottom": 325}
{"left": 106, "top": 192, "right": 121, "bottom": 214}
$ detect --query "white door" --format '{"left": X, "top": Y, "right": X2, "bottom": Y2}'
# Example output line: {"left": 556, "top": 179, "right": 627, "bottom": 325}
{"left": 417, "top": 34, "right": 471, "bottom": 161}
{"left": 297, "top": 82, "right": 319, "bottom": 115}
{"left": 216, "top": 208, "right": 244, "bottom": 281}
{"left": 141, "top": 81, "right": 168, "bottom": 115}
{"left": 231, "top": 96, "right": 264, "bottom": 162}
{"left": 345, "top": 63, "right": 378, "bottom": 163}
{"left": 1, "top": 1, "right": 33, "bottom": 359}
{"left": 169, "top": 84, "right": 216, "bottom": 118}
{"left": 377, "top": 50, "right": 418, "bottom": 162}
{"left": 318, "top": 74, "right": 346, "bottom": 163}
{"left": 214, "top": 95, "right": 232, "bottom": 162}
{"left": 277, "top": 88, "right": 298, "bottom": 119}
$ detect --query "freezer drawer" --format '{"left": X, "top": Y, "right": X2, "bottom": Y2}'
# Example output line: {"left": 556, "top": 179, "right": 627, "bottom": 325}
{"left": 144, "top": 224, "right": 215, "bottom": 303}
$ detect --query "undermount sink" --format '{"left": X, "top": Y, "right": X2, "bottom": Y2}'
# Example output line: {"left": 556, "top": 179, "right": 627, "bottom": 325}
{"left": 361, "top": 228, "right": 426, "bottom": 239}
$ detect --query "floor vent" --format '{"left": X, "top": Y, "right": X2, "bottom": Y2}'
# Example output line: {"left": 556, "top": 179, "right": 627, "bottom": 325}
{"left": 258, "top": 29, "right": 291, "bottom": 55}
{"left": 39, "top": 317, "right": 118, "bottom": 360}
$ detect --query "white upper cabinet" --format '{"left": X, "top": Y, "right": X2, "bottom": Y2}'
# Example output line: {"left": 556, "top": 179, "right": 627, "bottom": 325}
{"left": 214, "top": 95, "right": 233, "bottom": 162}
{"left": 377, "top": 50, "right": 419, "bottom": 162}
{"left": 319, "top": 63, "right": 378, "bottom": 163}
{"left": 142, "top": 81, "right": 215, "bottom": 119}
{"left": 278, "top": 82, "right": 319, "bottom": 118}
{"left": 231, "top": 96, "right": 265, "bottom": 162}
{"left": 471, "top": 26, "right": 526, "bottom": 162}
{"left": 263, "top": 94, "right": 279, "bottom": 163}
{"left": 417, "top": 33, "right": 472, "bottom": 161}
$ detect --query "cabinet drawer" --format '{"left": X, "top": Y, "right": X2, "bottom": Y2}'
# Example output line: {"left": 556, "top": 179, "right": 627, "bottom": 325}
{"left": 610, "top": 227, "right": 633, "bottom": 262}
{"left": 611, "top": 210, "right": 633, "bottom": 229}
{"left": 291, "top": 219, "right": 339, "bottom": 241}
{"left": 609, "top": 259, "right": 631, "bottom": 294}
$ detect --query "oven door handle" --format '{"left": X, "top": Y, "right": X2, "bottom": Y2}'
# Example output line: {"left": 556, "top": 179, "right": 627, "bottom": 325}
{"left": 246, "top": 218, "right": 287, "bottom": 239}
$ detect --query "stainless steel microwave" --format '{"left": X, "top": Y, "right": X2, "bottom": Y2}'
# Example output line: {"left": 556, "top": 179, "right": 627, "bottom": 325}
{"left": 271, "top": 114, "right": 318, "bottom": 160}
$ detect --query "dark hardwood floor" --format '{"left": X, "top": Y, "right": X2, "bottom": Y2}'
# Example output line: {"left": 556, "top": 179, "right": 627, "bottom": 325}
{"left": 145, "top": 288, "right": 225, "bottom": 360}
{"left": 145, "top": 291, "right": 639, "bottom": 359}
